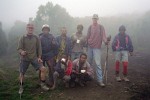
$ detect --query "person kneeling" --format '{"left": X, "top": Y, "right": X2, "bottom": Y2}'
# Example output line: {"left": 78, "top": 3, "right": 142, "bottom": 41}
{"left": 70, "top": 53, "right": 93, "bottom": 87}
{"left": 51, "top": 54, "right": 72, "bottom": 90}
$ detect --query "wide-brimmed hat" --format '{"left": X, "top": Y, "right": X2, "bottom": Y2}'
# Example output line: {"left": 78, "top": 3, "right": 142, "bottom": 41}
{"left": 92, "top": 14, "right": 99, "bottom": 19}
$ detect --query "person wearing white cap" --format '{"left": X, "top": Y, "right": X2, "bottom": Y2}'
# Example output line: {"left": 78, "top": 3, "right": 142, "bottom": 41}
{"left": 39, "top": 24, "right": 58, "bottom": 86}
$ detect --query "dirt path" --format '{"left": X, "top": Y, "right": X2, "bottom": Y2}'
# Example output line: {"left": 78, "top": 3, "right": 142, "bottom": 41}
{"left": 53, "top": 52, "right": 150, "bottom": 100}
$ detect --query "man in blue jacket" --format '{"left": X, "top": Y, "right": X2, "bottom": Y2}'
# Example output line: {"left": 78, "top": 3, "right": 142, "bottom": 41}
{"left": 39, "top": 24, "right": 58, "bottom": 86}
{"left": 112, "top": 25, "right": 133, "bottom": 82}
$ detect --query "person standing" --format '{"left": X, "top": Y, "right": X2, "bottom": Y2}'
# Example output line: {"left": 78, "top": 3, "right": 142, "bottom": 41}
{"left": 87, "top": 14, "right": 109, "bottom": 87}
{"left": 18, "top": 24, "right": 49, "bottom": 93}
{"left": 71, "top": 24, "right": 87, "bottom": 60}
{"left": 39, "top": 24, "right": 58, "bottom": 86}
{"left": 56, "top": 27, "right": 72, "bottom": 61}
{"left": 112, "top": 25, "right": 133, "bottom": 82}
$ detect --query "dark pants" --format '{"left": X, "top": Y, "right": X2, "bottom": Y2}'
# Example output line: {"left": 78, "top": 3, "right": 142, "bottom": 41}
{"left": 70, "top": 73, "right": 92, "bottom": 84}
{"left": 42, "top": 57, "right": 55, "bottom": 84}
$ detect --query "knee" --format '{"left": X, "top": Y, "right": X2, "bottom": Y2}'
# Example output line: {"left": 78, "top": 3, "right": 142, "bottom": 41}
{"left": 40, "top": 66, "right": 46, "bottom": 73}
{"left": 64, "top": 75, "right": 71, "bottom": 81}
{"left": 53, "top": 71, "right": 59, "bottom": 77}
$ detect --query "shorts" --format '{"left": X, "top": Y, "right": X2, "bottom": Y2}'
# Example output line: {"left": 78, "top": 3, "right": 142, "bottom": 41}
{"left": 19, "top": 58, "right": 43, "bottom": 75}
{"left": 115, "top": 51, "right": 128, "bottom": 62}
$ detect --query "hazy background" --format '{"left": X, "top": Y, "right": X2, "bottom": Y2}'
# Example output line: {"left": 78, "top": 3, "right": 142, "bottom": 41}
{"left": 0, "top": 0, "right": 150, "bottom": 57}
{"left": 1, "top": 0, "right": 150, "bottom": 30}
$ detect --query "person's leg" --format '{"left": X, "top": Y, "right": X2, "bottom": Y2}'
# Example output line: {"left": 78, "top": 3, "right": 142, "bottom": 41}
{"left": 114, "top": 51, "right": 122, "bottom": 81}
{"left": 46, "top": 59, "right": 54, "bottom": 86}
{"left": 87, "top": 46, "right": 93, "bottom": 67}
{"left": 63, "top": 75, "right": 71, "bottom": 88}
{"left": 51, "top": 71, "right": 59, "bottom": 89}
{"left": 31, "top": 59, "right": 49, "bottom": 91}
{"left": 70, "top": 73, "right": 77, "bottom": 87}
{"left": 19, "top": 60, "right": 30, "bottom": 93}
{"left": 93, "top": 49, "right": 104, "bottom": 85}
{"left": 121, "top": 51, "right": 129, "bottom": 82}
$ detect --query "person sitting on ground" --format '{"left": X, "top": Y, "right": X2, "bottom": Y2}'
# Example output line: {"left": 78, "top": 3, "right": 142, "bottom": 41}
{"left": 70, "top": 53, "right": 93, "bottom": 87}
{"left": 112, "top": 25, "right": 133, "bottom": 82}
{"left": 51, "top": 54, "right": 72, "bottom": 90}
{"left": 17, "top": 24, "right": 49, "bottom": 94}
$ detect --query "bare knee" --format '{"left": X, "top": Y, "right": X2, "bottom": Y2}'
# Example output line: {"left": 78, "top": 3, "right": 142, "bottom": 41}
{"left": 40, "top": 66, "right": 46, "bottom": 73}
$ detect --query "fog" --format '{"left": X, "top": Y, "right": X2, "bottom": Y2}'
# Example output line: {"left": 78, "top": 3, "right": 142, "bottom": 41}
{"left": 0, "top": 0, "right": 150, "bottom": 30}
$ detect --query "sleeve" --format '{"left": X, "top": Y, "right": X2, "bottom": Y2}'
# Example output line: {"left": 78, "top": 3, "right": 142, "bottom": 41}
{"left": 65, "top": 60, "right": 73, "bottom": 75}
{"left": 101, "top": 25, "right": 107, "bottom": 43}
{"left": 37, "top": 37, "right": 42, "bottom": 58}
{"left": 86, "top": 62, "right": 94, "bottom": 77}
{"left": 72, "top": 60, "right": 77, "bottom": 73}
{"left": 128, "top": 35, "right": 133, "bottom": 52}
{"left": 17, "top": 36, "right": 24, "bottom": 54}
{"left": 53, "top": 37, "right": 59, "bottom": 56}
{"left": 68, "top": 37, "right": 72, "bottom": 56}
{"left": 112, "top": 36, "right": 117, "bottom": 52}
{"left": 71, "top": 34, "right": 75, "bottom": 50}
{"left": 87, "top": 26, "right": 91, "bottom": 40}
{"left": 54, "top": 61, "right": 61, "bottom": 72}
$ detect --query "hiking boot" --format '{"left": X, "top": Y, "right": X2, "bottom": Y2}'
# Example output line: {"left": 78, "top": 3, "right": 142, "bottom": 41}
{"left": 98, "top": 81, "right": 105, "bottom": 87}
{"left": 18, "top": 86, "right": 24, "bottom": 94}
{"left": 40, "top": 82, "right": 49, "bottom": 91}
{"left": 123, "top": 77, "right": 129, "bottom": 82}
{"left": 116, "top": 76, "right": 122, "bottom": 82}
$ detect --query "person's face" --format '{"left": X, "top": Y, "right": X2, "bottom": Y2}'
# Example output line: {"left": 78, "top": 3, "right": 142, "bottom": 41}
{"left": 77, "top": 27, "right": 83, "bottom": 33}
{"left": 119, "top": 30, "right": 125, "bottom": 34}
{"left": 61, "top": 28, "right": 67, "bottom": 36}
{"left": 43, "top": 28, "right": 50, "bottom": 34}
{"left": 80, "top": 55, "right": 87, "bottom": 63}
{"left": 27, "top": 27, "right": 34, "bottom": 35}
{"left": 92, "top": 18, "right": 98, "bottom": 25}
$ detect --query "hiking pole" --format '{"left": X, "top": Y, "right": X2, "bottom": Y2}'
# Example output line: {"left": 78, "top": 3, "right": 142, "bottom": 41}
{"left": 103, "top": 35, "right": 111, "bottom": 84}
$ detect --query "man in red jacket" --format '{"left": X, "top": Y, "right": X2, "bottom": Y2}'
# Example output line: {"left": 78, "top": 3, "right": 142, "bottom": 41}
{"left": 51, "top": 54, "right": 72, "bottom": 90}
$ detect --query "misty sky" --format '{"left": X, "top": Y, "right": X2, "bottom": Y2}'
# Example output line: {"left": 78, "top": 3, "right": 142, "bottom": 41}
{"left": 1, "top": 0, "right": 150, "bottom": 29}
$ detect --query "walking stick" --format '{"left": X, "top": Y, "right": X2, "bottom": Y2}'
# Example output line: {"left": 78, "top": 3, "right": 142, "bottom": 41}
{"left": 103, "top": 35, "right": 111, "bottom": 84}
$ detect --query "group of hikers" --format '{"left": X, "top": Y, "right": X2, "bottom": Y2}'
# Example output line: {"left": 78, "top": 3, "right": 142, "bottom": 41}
{"left": 17, "top": 14, "right": 133, "bottom": 93}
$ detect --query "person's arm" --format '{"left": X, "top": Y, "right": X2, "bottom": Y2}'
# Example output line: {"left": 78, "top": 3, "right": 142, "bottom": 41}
{"left": 100, "top": 25, "right": 107, "bottom": 44}
{"left": 36, "top": 37, "right": 43, "bottom": 63}
{"left": 112, "top": 35, "right": 118, "bottom": 52}
{"left": 17, "top": 36, "right": 27, "bottom": 56}
{"left": 65, "top": 60, "right": 73, "bottom": 75}
{"left": 127, "top": 35, "right": 134, "bottom": 55}
{"left": 68, "top": 37, "right": 72, "bottom": 58}
{"left": 86, "top": 62, "right": 94, "bottom": 76}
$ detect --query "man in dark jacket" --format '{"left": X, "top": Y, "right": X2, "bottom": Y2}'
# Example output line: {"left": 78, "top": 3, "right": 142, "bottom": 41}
{"left": 39, "top": 24, "right": 58, "bottom": 86}
{"left": 112, "top": 25, "right": 133, "bottom": 82}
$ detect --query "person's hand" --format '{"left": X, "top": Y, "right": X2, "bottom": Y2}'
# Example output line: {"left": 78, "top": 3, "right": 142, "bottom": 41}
{"left": 52, "top": 39, "right": 56, "bottom": 44}
{"left": 129, "top": 52, "right": 133, "bottom": 56}
{"left": 38, "top": 58, "right": 43, "bottom": 63}
{"left": 20, "top": 51, "right": 27, "bottom": 56}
